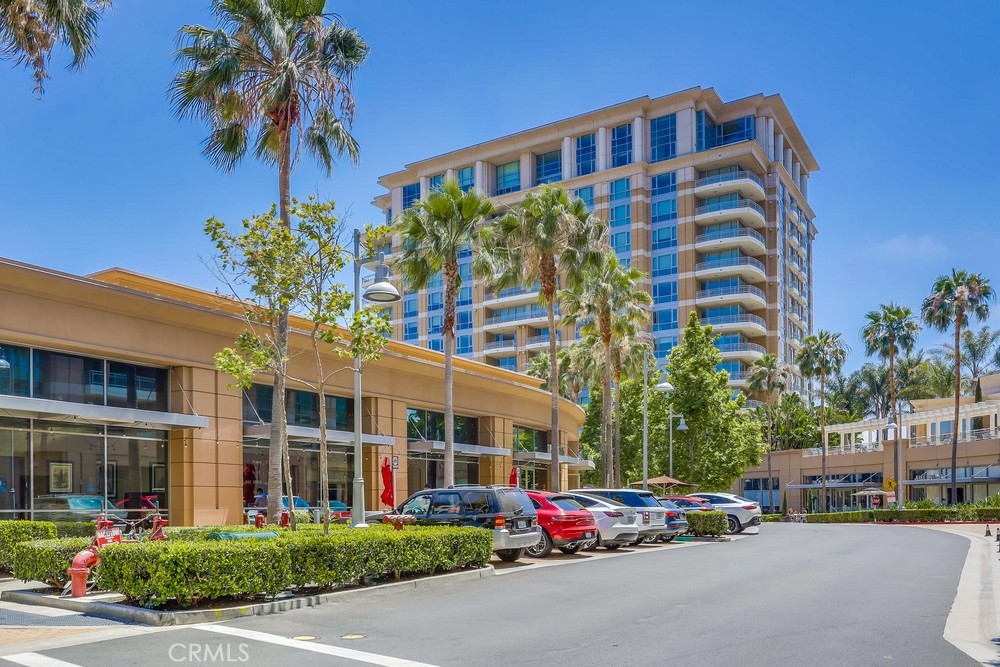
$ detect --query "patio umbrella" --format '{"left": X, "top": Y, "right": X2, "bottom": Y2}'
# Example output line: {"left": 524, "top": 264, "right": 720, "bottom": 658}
{"left": 509, "top": 466, "right": 519, "bottom": 486}
{"left": 380, "top": 457, "right": 394, "bottom": 507}
{"left": 630, "top": 475, "right": 693, "bottom": 494}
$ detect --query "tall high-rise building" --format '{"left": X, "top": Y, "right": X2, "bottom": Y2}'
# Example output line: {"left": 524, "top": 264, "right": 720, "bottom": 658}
{"left": 373, "top": 87, "right": 818, "bottom": 399}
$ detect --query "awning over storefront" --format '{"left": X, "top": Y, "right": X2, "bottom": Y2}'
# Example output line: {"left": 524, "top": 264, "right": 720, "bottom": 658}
{"left": 243, "top": 423, "right": 394, "bottom": 447}
{"left": 902, "top": 477, "right": 1000, "bottom": 485}
{"left": 0, "top": 394, "right": 208, "bottom": 430}
{"left": 785, "top": 482, "right": 882, "bottom": 490}
{"left": 408, "top": 439, "right": 510, "bottom": 457}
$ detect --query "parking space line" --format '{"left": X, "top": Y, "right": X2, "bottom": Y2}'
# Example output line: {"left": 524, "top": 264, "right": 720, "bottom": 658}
{"left": 3, "top": 653, "right": 83, "bottom": 667}
{"left": 196, "top": 625, "right": 440, "bottom": 667}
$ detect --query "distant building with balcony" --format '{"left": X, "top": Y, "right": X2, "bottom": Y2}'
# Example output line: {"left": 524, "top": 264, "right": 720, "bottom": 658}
{"left": 373, "top": 87, "right": 819, "bottom": 396}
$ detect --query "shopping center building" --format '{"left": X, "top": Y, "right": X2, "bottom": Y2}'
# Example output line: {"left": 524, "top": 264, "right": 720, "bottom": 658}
{"left": 0, "top": 257, "right": 589, "bottom": 526}
{"left": 738, "top": 377, "right": 1000, "bottom": 512}
{"left": 373, "top": 86, "right": 818, "bottom": 398}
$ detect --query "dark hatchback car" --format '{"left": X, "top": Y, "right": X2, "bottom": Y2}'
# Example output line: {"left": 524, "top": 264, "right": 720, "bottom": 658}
{"left": 395, "top": 486, "right": 541, "bottom": 562}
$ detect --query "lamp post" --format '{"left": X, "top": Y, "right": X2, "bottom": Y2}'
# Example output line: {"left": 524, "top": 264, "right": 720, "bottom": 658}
{"left": 886, "top": 402, "right": 902, "bottom": 510}
{"left": 351, "top": 229, "right": 400, "bottom": 528}
{"left": 652, "top": 379, "right": 687, "bottom": 481}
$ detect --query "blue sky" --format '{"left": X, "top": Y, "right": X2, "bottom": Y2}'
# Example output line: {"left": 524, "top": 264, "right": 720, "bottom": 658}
{"left": 3, "top": 1, "right": 999, "bottom": 369}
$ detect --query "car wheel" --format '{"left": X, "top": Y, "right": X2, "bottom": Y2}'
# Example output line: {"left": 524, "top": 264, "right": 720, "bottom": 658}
{"left": 558, "top": 544, "right": 582, "bottom": 555}
{"left": 526, "top": 530, "right": 553, "bottom": 558}
{"left": 727, "top": 516, "right": 742, "bottom": 534}
{"left": 496, "top": 548, "right": 525, "bottom": 562}
{"left": 631, "top": 536, "right": 645, "bottom": 546}
{"left": 583, "top": 537, "right": 599, "bottom": 552}
{"left": 660, "top": 535, "right": 676, "bottom": 543}
{"left": 604, "top": 543, "right": 621, "bottom": 550}
{"left": 643, "top": 535, "right": 659, "bottom": 544}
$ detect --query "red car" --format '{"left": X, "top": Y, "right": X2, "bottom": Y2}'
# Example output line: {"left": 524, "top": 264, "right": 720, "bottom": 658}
{"left": 525, "top": 491, "right": 598, "bottom": 558}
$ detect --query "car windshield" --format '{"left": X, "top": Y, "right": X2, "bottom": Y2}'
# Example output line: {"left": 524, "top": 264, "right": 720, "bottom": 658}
{"left": 67, "top": 497, "right": 104, "bottom": 510}
{"left": 498, "top": 488, "right": 536, "bottom": 516}
{"left": 574, "top": 493, "right": 627, "bottom": 508}
{"left": 657, "top": 499, "right": 680, "bottom": 510}
{"left": 550, "top": 496, "right": 585, "bottom": 512}
{"left": 734, "top": 496, "right": 756, "bottom": 505}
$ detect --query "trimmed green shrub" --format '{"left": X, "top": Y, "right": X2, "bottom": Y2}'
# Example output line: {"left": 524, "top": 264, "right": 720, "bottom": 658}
{"left": 761, "top": 514, "right": 781, "bottom": 523}
{"left": 97, "top": 540, "right": 291, "bottom": 608}
{"left": 804, "top": 508, "right": 1000, "bottom": 523}
{"left": 11, "top": 537, "right": 91, "bottom": 588}
{"left": 0, "top": 520, "right": 58, "bottom": 571}
{"left": 53, "top": 521, "right": 97, "bottom": 538}
{"left": 687, "top": 511, "right": 728, "bottom": 536}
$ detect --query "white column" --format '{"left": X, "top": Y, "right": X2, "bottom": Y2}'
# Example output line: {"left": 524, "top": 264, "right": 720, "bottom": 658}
{"left": 784, "top": 147, "right": 793, "bottom": 173}
{"left": 755, "top": 117, "right": 767, "bottom": 152}
{"left": 801, "top": 172, "right": 809, "bottom": 199}
{"left": 791, "top": 162, "right": 801, "bottom": 187}
{"left": 390, "top": 187, "right": 402, "bottom": 215}
{"left": 520, "top": 151, "right": 533, "bottom": 191}
{"left": 474, "top": 160, "right": 486, "bottom": 194}
{"left": 676, "top": 107, "right": 696, "bottom": 155}
{"left": 419, "top": 176, "right": 429, "bottom": 198}
{"left": 561, "top": 136, "right": 573, "bottom": 181}
{"left": 445, "top": 168, "right": 455, "bottom": 182}
{"left": 632, "top": 116, "right": 644, "bottom": 164}
{"left": 597, "top": 126, "right": 608, "bottom": 171}
{"left": 774, "top": 133, "right": 784, "bottom": 167}
{"left": 766, "top": 118, "right": 775, "bottom": 161}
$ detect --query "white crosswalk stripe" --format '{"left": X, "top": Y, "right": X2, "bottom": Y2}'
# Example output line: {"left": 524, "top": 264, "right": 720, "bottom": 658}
{"left": 3, "top": 654, "right": 83, "bottom": 667}
{"left": 0, "top": 602, "right": 79, "bottom": 618}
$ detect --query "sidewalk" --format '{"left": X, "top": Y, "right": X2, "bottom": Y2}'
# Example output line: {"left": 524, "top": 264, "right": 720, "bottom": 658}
{"left": 0, "top": 577, "right": 131, "bottom": 647}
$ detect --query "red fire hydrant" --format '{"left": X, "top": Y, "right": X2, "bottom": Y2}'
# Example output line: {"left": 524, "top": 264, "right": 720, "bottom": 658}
{"left": 254, "top": 512, "right": 267, "bottom": 528}
{"left": 279, "top": 510, "right": 290, "bottom": 527}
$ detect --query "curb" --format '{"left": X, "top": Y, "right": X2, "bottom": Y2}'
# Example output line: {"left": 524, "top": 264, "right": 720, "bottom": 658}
{"left": 1, "top": 566, "right": 494, "bottom": 627}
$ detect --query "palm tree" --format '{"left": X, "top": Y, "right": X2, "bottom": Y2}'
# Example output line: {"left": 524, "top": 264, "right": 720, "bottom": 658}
{"left": 561, "top": 254, "right": 651, "bottom": 486}
{"left": 862, "top": 304, "right": 920, "bottom": 508}
{"left": 796, "top": 331, "right": 848, "bottom": 513}
{"left": 2, "top": 0, "right": 110, "bottom": 94}
{"left": 172, "top": 0, "right": 368, "bottom": 522}
{"left": 393, "top": 179, "right": 496, "bottom": 487}
{"left": 853, "top": 363, "right": 891, "bottom": 419}
{"left": 938, "top": 326, "right": 1000, "bottom": 381}
{"left": 483, "top": 184, "right": 604, "bottom": 490}
{"left": 921, "top": 270, "right": 995, "bottom": 505}
{"left": 747, "top": 353, "right": 789, "bottom": 513}
{"left": 609, "top": 320, "right": 650, "bottom": 487}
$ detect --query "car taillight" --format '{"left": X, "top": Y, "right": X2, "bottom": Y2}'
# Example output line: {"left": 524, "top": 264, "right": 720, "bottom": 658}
{"left": 742, "top": 505, "right": 757, "bottom": 510}
{"left": 603, "top": 511, "right": 624, "bottom": 518}
{"left": 495, "top": 515, "right": 506, "bottom": 529}
{"left": 666, "top": 512, "right": 678, "bottom": 519}
{"left": 639, "top": 511, "right": 649, "bottom": 521}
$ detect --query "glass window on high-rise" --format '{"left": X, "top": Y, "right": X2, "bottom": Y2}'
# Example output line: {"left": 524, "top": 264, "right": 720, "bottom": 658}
{"left": 611, "top": 230, "right": 631, "bottom": 254}
{"left": 404, "top": 322, "right": 418, "bottom": 341}
{"left": 457, "top": 166, "right": 474, "bottom": 192}
{"left": 495, "top": 161, "right": 520, "bottom": 195}
{"left": 653, "top": 308, "right": 678, "bottom": 332}
{"left": 457, "top": 335, "right": 473, "bottom": 355}
{"left": 457, "top": 286, "right": 472, "bottom": 307}
{"left": 652, "top": 225, "right": 677, "bottom": 250}
{"left": 404, "top": 297, "right": 418, "bottom": 318}
{"left": 535, "top": 150, "right": 561, "bottom": 184}
{"left": 697, "top": 112, "right": 755, "bottom": 151}
{"left": 428, "top": 315, "right": 443, "bottom": 335}
{"left": 610, "top": 124, "right": 632, "bottom": 167}
{"left": 457, "top": 310, "right": 472, "bottom": 330}
{"left": 649, "top": 114, "right": 677, "bottom": 163}
{"left": 576, "top": 134, "right": 596, "bottom": 176}
{"left": 427, "top": 291, "right": 443, "bottom": 311}
{"left": 574, "top": 186, "right": 594, "bottom": 210}
{"left": 498, "top": 357, "right": 517, "bottom": 372}
{"left": 428, "top": 174, "right": 444, "bottom": 192}
{"left": 459, "top": 263, "right": 472, "bottom": 281}
{"left": 609, "top": 177, "right": 631, "bottom": 228}
{"left": 652, "top": 254, "right": 677, "bottom": 277}
{"left": 610, "top": 177, "right": 630, "bottom": 201}
{"left": 651, "top": 173, "right": 676, "bottom": 197}
{"left": 651, "top": 199, "right": 676, "bottom": 224}
{"left": 402, "top": 183, "right": 420, "bottom": 209}
{"left": 428, "top": 338, "right": 443, "bottom": 352}
{"left": 653, "top": 281, "right": 677, "bottom": 304}
{"left": 656, "top": 335, "right": 678, "bottom": 358}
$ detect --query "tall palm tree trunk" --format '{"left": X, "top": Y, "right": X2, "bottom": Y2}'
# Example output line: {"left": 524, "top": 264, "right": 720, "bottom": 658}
{"left": 951, "top": 315, "right": 962, "bottom": 505}
{"left": 766, "top": 398, "right": 774, "bottom": 513}
{"left": 603, "top": 340, "right": 613, "bottom": 487}
{"left": 820, "top": 370, "right": 828, "bottom": 513}
{"left": 267, "top": 123, "right": 293, "bottom": 524}
{"left": 889, "top": 345, "right": 900, "bottom": 509}
{"left": 443, "top": 263, "right": 458, "bottom": 488}
{"left": 546, "top": 294, "right": 560, "bottom": 491}
{"left": 614, "top": 374, "right": 622, "bottom": 487}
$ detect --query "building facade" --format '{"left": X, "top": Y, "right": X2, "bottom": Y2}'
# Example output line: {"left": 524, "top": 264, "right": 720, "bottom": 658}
{"left": 373, "top": 87, "right": 819, "bottom": 397}
{"left": 738, "top": 377, "right": 1000, "bottom": 512}
{"left": 0, "top": 258, "right": 588, "bottom": 526}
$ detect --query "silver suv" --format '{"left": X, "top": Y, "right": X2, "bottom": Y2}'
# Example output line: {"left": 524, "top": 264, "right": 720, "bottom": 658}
{"left": 570, "top": 489, "right": 676, "bottom": 544}
{"left": 688, "top": 492, "right": 762, "bottom": 534}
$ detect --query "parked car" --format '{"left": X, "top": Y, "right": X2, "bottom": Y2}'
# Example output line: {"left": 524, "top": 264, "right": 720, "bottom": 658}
{"left": 394, "top": 485, "right": 540, "bottom": 562}
{"left": 664, "top": 495, "right": 715, "bottom": 516}
{"left": 653, "top": 498, "right": 689, "bottom": 541}
{"left": 524, "top": 491, "right": 598, "bottom": 557}
{"left": 32, "top": 494, "right": 105, "bottom": 521}
{"left": 563, "top": 492, "right": 640, "bottom": 550}
{"left": 570, "top": 489, "right": 678, "bottom": 544}
{"left": 687, "top": 492, "right": 762, "bottom": 534}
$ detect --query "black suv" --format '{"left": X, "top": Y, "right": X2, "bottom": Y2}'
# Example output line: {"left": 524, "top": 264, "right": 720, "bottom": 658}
{"left": 395, "top": 486, "right": 541, "bottom": 562}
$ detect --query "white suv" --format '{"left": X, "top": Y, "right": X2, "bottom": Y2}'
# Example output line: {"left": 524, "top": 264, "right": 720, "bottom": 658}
{"left": 688, "top": 492, "right": 761, "bottom": 534}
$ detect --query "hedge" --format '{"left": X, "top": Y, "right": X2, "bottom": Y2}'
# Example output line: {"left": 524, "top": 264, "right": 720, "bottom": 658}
{"left": 687, "top": 511, "right": 728, "bottom": 536}
{"left": 97, "top": 526, "right": 492, "bottom": 608}
{"left": 53, "top": 521, "right": 98, "bottom": 538}
{"left": 805, "top": 508, "right": 1000, "bottom": 523}
{"left": 761, "top": 514, "right": 781, "bottom": 523}
{"left": 0, "top": 520, "right": 58, "bottom": 571}
{"left": 11, "top": 537, "right": 91, "bottom": 588}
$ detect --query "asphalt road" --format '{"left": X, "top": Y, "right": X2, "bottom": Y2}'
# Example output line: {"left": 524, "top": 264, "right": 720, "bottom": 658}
{"left": 1, "top": 524, "right": 977, "bottom": 666}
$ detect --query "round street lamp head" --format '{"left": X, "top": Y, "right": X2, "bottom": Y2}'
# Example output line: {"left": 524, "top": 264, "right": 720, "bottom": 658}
{"left": 886, "top": 415, "right": 897, "bottom": 429}
{"left": 363, "top": 280, "right": 400, "bottom": 303}
{"left": 654, "top": 381, "right": 674, "bottom": 394}
{"left": 677, "top": 416, "right": 688, "bottom": 432}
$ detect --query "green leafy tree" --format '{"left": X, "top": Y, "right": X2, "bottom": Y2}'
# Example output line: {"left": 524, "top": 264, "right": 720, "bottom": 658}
{"left": 392, "top": 178, "right": 495, "bottom": 487}
{"left": 482, "top": 184, "right": 604, "bottom": 490}
{"left": 796, "top": 330, "right": 848, "bottom": 512}
{"left": 561, "top": 254, "right": 650, "bottom": 486}
{"left": 560, "top": 337, "right": 601, "bottom": 404}
{"left": 937, "top": 326, "right": 1000, "bottom": 382}
{"left": 747, "top": 353, "right": 789, "bottom": 511}
{"left": 609, "top": 318, "right": 650, "bottom": 487}
{"left": 921, "top": 269, "right": 995, "bottom": 504}
{"left": 2, "top": 0, "right": 110, "bottom": 94}
{"left": 862, "top": 303, "right": 920, "bottom": 506}
{"left": 662, "top": 312, "right": 765, "bottom": 490}
{"left": 174, "top": 0, "right": 368, "bottom": 520}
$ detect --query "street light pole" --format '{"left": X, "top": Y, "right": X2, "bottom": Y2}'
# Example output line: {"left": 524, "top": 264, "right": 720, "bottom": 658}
{"left": 642, "top": 350, "right": 649, "bottom": 491}
{"left": 350, "top": 229, "right": 401, "bottom": 529}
